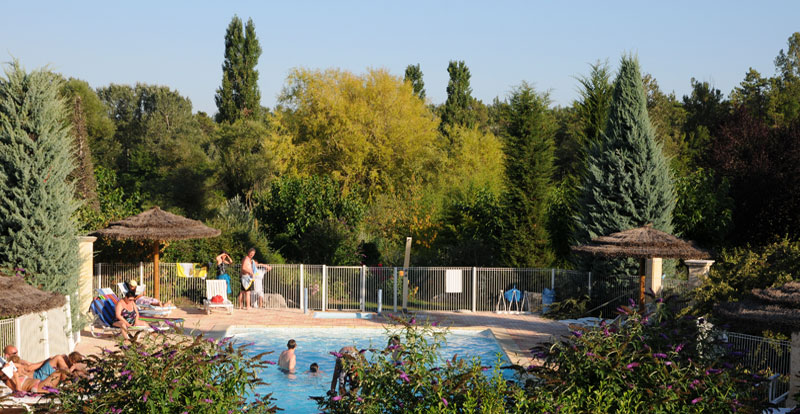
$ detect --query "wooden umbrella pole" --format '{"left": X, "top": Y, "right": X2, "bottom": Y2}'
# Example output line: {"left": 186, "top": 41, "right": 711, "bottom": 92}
{"left": 153, "top": 241, "right": 161, "bottom": 301}
{"left": 639, "top": 258, "right": 646, "bottom": 312}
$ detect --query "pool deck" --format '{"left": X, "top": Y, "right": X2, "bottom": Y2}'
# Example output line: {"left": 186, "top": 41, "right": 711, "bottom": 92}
{"left": 75, "top": 307, "right": 569, "bottom": 367}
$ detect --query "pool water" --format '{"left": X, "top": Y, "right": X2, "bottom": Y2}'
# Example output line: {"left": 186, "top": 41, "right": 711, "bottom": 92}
{"left": 228, "top": 326, "right": 509, "bottom": 413}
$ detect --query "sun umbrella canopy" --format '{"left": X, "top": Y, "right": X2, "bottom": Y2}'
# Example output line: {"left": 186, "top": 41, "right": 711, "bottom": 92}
{"left": 91, "top": 206, "right": 221, "bottom": 241}
{"left": 714, "top": 281, "right": 800, "bottom": 333}
{"left": 0, "top": 276, "right": 66, "bottom": 318}
{"left": 570, "top": 224, "right": 710, "bottom": 260}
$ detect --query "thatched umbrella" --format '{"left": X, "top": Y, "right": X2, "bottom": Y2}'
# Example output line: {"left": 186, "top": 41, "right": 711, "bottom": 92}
{"left": 0, "top": 276, "right": 66, "bottom": 318}
{"left": 91, "top": 207, "right": 221, "bottom": 300}
{"left": 714, "top": 281, "right": 800, "bottom": 334}
{"left": 571, "top": 224, "right": 710, "bottom": 309}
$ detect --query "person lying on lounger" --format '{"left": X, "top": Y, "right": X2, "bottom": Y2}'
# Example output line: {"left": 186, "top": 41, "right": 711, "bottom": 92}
{"left": 18, "top": 352, "right": 87, "bottom": 385}
{"left": 0, "top": 346, "right": 54, "bottom": 393}
{"left": 125, "top": 280, "right": 173, "bottom": 307}
{"left": 115, "top": 290, "right": 149, "bottom": 337}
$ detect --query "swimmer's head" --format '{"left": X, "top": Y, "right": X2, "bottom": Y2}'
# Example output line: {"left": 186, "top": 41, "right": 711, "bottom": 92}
{"left": 310, "top": 363, "right": 319, "bottom": 372}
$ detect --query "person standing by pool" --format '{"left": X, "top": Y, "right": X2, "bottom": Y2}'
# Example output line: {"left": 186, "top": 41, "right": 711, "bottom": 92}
{"left": 239, "top": 248, "right": 257, "bottom": 310}
{"left": 215, "top": 251, "right": 233, "bottom": 276}
{"left": 278, "top": 339, "right": 297, "bottom": 373}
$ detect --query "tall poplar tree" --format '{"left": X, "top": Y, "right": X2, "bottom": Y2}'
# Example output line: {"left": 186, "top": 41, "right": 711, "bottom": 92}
{"left": 499, "top": 82, "right": 556, "bottom": 267}
{"left": 215, "top": 16, "right": 262, "bottom": 123}
{"left": 0, "top": 62, "right": 80, "bottom": 316}
{"left": 404, "top": 64, "right": 426, "bottom": 99}
{"left": 575, "top": 56, "right": 675, "bottom": 275}
{"left": 440, "top": 60, "right": 476, "bottom": 136}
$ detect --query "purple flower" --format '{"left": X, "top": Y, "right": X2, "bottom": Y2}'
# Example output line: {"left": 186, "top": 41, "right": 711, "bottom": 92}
{"left": 203, "top": 398, "right": 213, "bottom": 403}
{"left": 626, "top": 362, "right": 640, "bottom": 370}
{"left": 481, "top": 366, "right": 490, "bottom": 371}
{"left": 142, "top": 394, "right": 147, "bottom": 402}
{"left": 432, "top": 321, "right": 439, "bottom": 327}
{"left": 653, "top": 353, "right": 667, "bottom": 359}
{"left": 691, "top": 397, "right": 702, "bottom": 404}
{"left": 332, "top": 395, "right": 342, "bottom": 401}
{"left": 172, "top": 379, "right": 179, "bottom": 383}
{"left": 675, "top": 343, "right": 685, "bottom": 353}
{"left": 120, "top": 370, "right": 131, "bottom": 376}
{"left": 330, "top": 351, "right": 343, "bottom": 358}
{"left": 706, "top": 368, "right": 722, "bottom": 375}
{"left": 689, "top": 379, "right": 700, "bottom": 389}
{"left": 442, "top": 397, "right": 448, "bottom": 407}
{"left": 585, "top": 352, "right": 596, "bottom": 357}
{"left": 398, "top": 371, "right": 410, "bottom": 382}
{"left": 571, "top": 330, "right": 582, "bottom": 338}
{"left": 409, "top": 318, "right": 416, "bottom": 325}
{"left": 357, "top": 397, "right": 363, "bottom": 402}
{"left": 628, "top": 298, "right": 636, "bottom": 307}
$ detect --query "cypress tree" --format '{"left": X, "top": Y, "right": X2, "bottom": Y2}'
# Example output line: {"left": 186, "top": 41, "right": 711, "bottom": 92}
{"left": 0, "top": 62, "right": 80, "bottom": 314}
{"left": 215, "top": 16, "right": 262, "bottom": 123}
{"left": 500, "top": 82, "right": 556, "bottom": 267}
{"left": 440, "top": 60, "right": 476, "bottom": 136}
{"left": 575, "top": 56, "right": 676, "bottom": 275}
{"left": 404, "top": 64, "right": 426, "bottom": 99}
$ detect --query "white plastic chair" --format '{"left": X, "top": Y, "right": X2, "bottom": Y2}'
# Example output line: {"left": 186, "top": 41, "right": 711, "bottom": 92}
{"left": 204, "top": 279, "right": 234, "bottom": 314}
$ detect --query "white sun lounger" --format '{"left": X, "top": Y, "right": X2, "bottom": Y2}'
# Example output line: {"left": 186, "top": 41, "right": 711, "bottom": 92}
{"left": 203, "top": 279, "right": 233, "bottom": 314}
{"left": 116, "top": 282, "right": 176, "bottom": 316}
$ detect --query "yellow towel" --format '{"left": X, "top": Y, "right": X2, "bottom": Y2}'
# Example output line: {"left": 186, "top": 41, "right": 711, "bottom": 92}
{"left": 177, "top": 263, "right": 193, "bottom": 278}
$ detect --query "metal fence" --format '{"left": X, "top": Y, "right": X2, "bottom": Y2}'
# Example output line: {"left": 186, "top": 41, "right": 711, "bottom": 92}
{"left": 0, "top": 318, "right": 15, "bottom": 353}
{"left": 725, "top": 331, "right": 792, "bottom": 404}
{"left": 94, "top": 263, "right": 594, "bottom": 312}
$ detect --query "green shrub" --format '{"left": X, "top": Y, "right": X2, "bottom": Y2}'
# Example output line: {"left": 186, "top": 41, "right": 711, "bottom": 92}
{"left": 526, "top": 300, "right": 767, "bottom": 413}
{"left": 50, "top": 330, "right": 278, "bottom": 413}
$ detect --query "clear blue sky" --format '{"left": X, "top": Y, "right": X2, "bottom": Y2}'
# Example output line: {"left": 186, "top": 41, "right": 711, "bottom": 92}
{"left": 2, "top": 1, "right": 798, "bottom": 115}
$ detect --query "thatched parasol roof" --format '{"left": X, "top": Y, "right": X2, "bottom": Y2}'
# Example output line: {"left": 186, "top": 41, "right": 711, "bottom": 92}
{"left": 0, "top": 276, "right": 66, "bottom": 317}
{"left": 571, "top": 224, "right": 711, "bottom": 259}
{"left": 90, "top": 206, "right": 220, "bottom": 241}
{"left": 714, "top": 281, "right": 800, "bottom": 333}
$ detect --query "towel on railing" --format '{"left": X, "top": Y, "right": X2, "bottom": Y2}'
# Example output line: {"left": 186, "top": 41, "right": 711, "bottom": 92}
{"left": 177, "top": 263, "right": 194, "bottom": 278}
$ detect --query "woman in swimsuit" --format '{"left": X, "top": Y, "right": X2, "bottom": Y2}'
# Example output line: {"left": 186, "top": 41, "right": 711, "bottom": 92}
{"left": 114, "top": 290, "right": 148, "bottom": 338}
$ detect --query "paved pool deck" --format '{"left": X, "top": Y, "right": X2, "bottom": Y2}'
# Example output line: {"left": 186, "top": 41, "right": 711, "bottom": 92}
{"left": 75, "top": 307, "right": 570, "bottom": 366}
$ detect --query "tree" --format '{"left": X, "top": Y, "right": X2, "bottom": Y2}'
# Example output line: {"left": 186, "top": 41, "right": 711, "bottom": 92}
{"left": 0, "top": 61, "right": 79, "bottom": 320}
{"left": 215, "top": 16, "right": 262, "bottom": 123}
{"left": 498, "top": 82, "right": 556, "bottom": 267}
{"left": 60, "top": 78, "right": 117, "bottom": 170}
{"left": 404, "top": 64, "right": 426, "bottom": 100}
{"left": 575, "top": 56, "right": 676, "bottom": 275}
{"left": 439, "top": 60, "right": 477, "bottom": 136}
{"left": 642, "top": 74, "right": 689, "bottom": 174}
{"left": 681, "top": 79, "right": 730, "bottom": 167}
{"left": 278, "top": 67, "right": 440, "bottom": 200}
{"left": 574, "top": 61, "right": 614, "bottom": 171}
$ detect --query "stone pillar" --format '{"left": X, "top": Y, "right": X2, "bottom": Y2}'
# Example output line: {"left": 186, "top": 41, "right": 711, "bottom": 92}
{"left": 645, "top": 258, "right": 662, "bottom": 298}
{"left": 788, "top": 331, "right": 800, "bottom": 407}
{"left": 684, "top": 259, "right": 715, "bottom": 288}
{"left": 77, "top": 236, "right": 97, "bottom": 319}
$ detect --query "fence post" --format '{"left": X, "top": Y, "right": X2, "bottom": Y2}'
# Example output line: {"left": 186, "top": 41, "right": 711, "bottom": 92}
{"left": 471, "top": 267, "right": 477, "bottom": 312}
{"left": 304, "top": 288, "right": 309, "bottom": 315}
{"left": 65, "top": 296, "right": 74, "bottom": 352}
{"left": 588, "top": 272, "right": 592, "bottom": 297}
{"left": 300, "top": 264, "right": 305, "bottom": 312}
{"left": 322, "top": 265, "right": 328, "bottom": 311}
{"left": 139, "top": 262, "right": 144, "bottom": 285}
{"left": 360, "top": 265, "right": 366, "bottom": 312}
{"left": 551, "top": 269, "right": 555, "bottom": 291}
{"left": 13, "top": 318, "right": 21, "bottom": 353}
{"left": 377, "top": 289, "right": 383, "bottom": 315}
{"left": 96, "top": 263, "right": 101, "bottom": 291}
{"left": 41, "top": 311, "right": 50, "bottom": 358}
{"left": 393, "top": 267, "right": 398, "bottom": 313}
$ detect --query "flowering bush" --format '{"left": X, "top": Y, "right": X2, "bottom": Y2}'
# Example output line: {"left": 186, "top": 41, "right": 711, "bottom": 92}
{"left": 525, "top": 299, "right": 768, "bottom": 413}
{"left": 48, "top": 329, "right": 278, "bottom": 413}
{"left": 315, "top": 315, "right": 526, "bottom": 413}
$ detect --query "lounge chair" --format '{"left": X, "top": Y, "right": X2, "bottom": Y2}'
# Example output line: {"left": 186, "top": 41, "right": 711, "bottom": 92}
{"left": 203, "top": 279, "right": 234, "bottom": 315}
{"left": 116, "top": 282, "right": 176, "bottom": 317}
{"left": 89, "top": 288, "right": 184, "bottom": 337}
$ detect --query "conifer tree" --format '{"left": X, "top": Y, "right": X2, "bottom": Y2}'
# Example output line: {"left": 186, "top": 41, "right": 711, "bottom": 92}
{"left": 0, "top": 62, "right": 80, "bottom": 313}
{"left": 499, "top": 82, "right": 556, "bottom": 267}
{"left": 575, "top": 56, "right": 675, "bottom": 275}
{"left": 404, "top": 64, "right": 426, "bottom": 99}
{"left": 215, "top": 16, "right": 262, "bottom": 123}
{"left": 440, "top": 60, "right": 476, "bottom": 136}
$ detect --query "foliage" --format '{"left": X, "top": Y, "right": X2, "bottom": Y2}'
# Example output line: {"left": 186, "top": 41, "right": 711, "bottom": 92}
{"left": 435, "top": 124, "right": 505, "bottom": 197}
{"left": 439, "top": 60, "right": 478, "bottom": 137}
{"left": 315, "top": 316, "right": 524, "bottom": 414}
{"left": 51, "top": 330, "right": 279, "bottom": 413}
{"left": 693, "top": 238, "right": 800, "bottom": 314}
{"left": 80, "top": 165, "right": 144, "bottom": 233}
{"left": 642, "top": 74, "right": 689, "bottom": 175}
{"left": 435, "top": 186, "right": 504, "bottom": 266}
{"left": 215, "top": 15, "right": 262, "bottom": 123}
{"left": 497, "top": 82, "right": 556, "bottom": 267}
{"left": 295, "top": 217, "right": 363, "bottom": 265}
{"left": 0, "top": 61, "right": 81, "bottom": 328}
{"left": 571, "top": 60, "right": 614, "bottom": 177}
{"left": 278, "top": 67, "right": 440, "bottom": 200}
{"left": 404, "top": 63, "right": 426, "bottom": 100}
{"left": 575, "top": 56, "right": 676, "bottom": 276}
{"left": 60, "top": 77, "right": 117, "bottom": 170}
{"left": 544, "top": 295, "right": 591, "bottom": 320}
{"left": 681, "top": 79, "right": 730, "bottom": 168}
{"left": 527, "top": 303, "right": 767, "bottom": 413}
{"left": 253, "top": 176, "right": 364, "bottom": 263}
{"left": 67, "top": 93, "right": 101, "bottom": 230}
{"left": 672, "top": 167, "right": 733, "bottom": 248}
{"left": 707, "top": 107, "right": 800, "bottom": 245}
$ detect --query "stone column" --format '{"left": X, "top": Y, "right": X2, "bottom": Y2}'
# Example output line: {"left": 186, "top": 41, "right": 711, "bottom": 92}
{"left": 684, "top": 259, "right": 715, "bottom": 288}
{"left": 789, "top": 331, "right": 800, "bottom": 407}
{"left": 645, "top": 258, "right": 662, "bottom": 298}
{"left": 77, "top": 236, "right": 97, "bottom": 319}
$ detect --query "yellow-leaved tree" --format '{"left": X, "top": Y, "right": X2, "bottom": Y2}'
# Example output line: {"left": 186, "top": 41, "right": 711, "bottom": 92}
{"left": 278, "top": 67, "right": 441, "bottom": 200}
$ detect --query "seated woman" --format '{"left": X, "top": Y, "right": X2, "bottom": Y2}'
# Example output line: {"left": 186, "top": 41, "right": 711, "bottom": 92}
{"left": 114, "top": 290, "right": 149, "bottom": 338}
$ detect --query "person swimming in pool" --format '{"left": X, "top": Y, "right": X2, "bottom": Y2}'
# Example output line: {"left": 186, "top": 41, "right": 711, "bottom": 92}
{"left": 307, "top": 362, "right": 323, "bottom": 376}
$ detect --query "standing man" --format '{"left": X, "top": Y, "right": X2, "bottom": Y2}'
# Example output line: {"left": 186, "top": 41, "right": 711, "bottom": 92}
{"left": 239, "top": 248, "right": 272, "bottom": 310}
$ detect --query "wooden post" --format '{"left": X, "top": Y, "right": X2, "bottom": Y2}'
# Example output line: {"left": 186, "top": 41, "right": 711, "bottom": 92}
{"left": 153, "top": 241, "right": 161, "bottom": 301}
{"left": 639, "top": 258, "right": 646, "bottom": 312}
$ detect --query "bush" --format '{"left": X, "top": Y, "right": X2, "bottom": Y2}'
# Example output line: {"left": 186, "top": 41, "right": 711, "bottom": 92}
{"left": 50, "top": 329, "right": 279, "bottom": 413}
{"left": 315, "top": 315, "right": 524, "bottom": 413}
{"left": 693, "top": 238, "right": 800, "bottom": 314}
{"left": 526, "top": 300, "right": 767, "bottom": 413}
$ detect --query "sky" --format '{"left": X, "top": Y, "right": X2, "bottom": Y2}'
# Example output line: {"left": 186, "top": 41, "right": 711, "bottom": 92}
{"left": 1, "top": 1, "right": 798, "bottom": 115}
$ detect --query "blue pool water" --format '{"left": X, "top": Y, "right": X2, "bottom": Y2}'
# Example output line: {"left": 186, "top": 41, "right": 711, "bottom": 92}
{"left": 228, "top": 326, "right": 509, "bottom": 413}
{"left": 312, "top": 312, "right": 373, "bottom": 319}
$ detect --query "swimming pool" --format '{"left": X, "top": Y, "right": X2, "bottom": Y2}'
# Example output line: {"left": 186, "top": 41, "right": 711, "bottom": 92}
{"left": 227, "top": 326, "right": 509, "bottom": 413}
